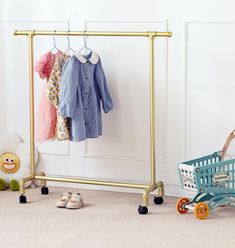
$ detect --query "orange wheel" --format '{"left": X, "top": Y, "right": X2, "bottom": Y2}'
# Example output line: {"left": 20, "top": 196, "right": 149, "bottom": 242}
{"left": 176, "top": 197, "right": 190, "bottom": 214}
{"left": 194, "top": 202, "right": 209, "bottom": 220}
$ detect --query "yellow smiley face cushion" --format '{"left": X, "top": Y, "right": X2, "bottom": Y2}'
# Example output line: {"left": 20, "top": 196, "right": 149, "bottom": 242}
{"left": 0, "top": 153, "right": 20, "bottom": 174}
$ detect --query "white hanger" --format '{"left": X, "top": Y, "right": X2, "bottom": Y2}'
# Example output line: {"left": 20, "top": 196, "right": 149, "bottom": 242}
{"left": 65, "top": 30, "right": 76, "bottom": 55}
{"left": 78, "top": 29, "right": 92, "bottom": 56}
{"left": 50, "top": 30, "right": 60, "bottom": 53}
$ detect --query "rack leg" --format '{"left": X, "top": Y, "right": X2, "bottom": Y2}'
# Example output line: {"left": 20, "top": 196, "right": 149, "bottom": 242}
{"left": 138, "top": 186, "right": 154, "bottom": 214}
{"left": 157, "top": 181, "right": 164, "bottom": 197}
{"left": 19, "top": 176, "right": 33, "bottom": 204}
{"left": 37, "top": 172, "right": 49, "bottom": 195}
{"left": 19, "top": 179, "right": 25, "bottom": 196}
{"left": 154, "top": 181, "right": 164, "bottom": 205}
{"left": 138, "top": 181, "right": 165, "bottom": 214}
{"left": 37, "top": 172, "right": 47, "bottom": 187}
{"left": 143, "top": 187, "right": 151, "bottom": 206}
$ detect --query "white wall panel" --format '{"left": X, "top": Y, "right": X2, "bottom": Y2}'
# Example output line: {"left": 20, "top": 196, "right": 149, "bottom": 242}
{"left": 184, "top": 21, "right": 235, "bottom": 160}
{"left": 83, "top": 21, "right": 167, "bottom": 162}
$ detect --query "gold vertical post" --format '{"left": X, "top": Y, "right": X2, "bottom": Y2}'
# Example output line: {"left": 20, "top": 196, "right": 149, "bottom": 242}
{"left": 28, "top": 33, "right": 35, "bottom": 176}
{"left": 149, "top": 35, "right": 156, "bottom": 185}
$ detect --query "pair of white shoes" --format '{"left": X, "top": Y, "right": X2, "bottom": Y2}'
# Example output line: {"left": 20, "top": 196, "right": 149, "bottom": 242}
{"left": 56, "top": 192, "right": 84, "bottom": 209}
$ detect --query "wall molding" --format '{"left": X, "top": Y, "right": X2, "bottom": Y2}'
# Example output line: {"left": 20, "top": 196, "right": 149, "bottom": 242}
{"left": 36, "top": 142, "right": 70, "bottom": 156}
{"left": 0, "top": 19, "right": 68, "bottom": 23}
{"left": 83, "top": 140, "right": 149, "bottom": 161}
{"left": 83, "top": 20, "right": 169, "bottom": 163}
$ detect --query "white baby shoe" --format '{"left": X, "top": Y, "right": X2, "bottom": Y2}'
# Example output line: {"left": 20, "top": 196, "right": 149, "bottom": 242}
{"left": 56, "top": 192, "right": 72, "bottom": 208}
{"left": 66, "top": 193, "right": 84, "bottom": 209}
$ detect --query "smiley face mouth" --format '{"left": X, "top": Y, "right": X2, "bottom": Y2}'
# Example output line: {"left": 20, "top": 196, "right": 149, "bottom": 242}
{"left": 3, "top": 163, "right": 16, "bottom": 170}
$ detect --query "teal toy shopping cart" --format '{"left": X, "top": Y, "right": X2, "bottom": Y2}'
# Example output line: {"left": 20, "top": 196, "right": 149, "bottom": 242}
{"left": 177, "top": 130, "right": 235, "bottom": 219}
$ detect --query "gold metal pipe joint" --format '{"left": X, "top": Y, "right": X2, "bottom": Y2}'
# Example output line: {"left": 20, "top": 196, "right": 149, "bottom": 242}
{"left": 19, "top": 175, "right": 33, "bottom": 195}
{"left": 142, "top": 186, "right": 154, "bottom": 206}
{"left": 29, "top": 30, "right": 35, "bottom": 37}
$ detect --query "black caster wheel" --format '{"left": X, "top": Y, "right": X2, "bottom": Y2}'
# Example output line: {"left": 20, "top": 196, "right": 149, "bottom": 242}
{"left": 138, "top": 205, "right": 148, "bottom": 215}
{"left": 154, "top": 196, "right": 164, "bottom": 205}
{"left": 41, "top": 186, "right": 49, "bottom": 195}
{"left": 19, "top": 194, "right": 27, "bottom": 204}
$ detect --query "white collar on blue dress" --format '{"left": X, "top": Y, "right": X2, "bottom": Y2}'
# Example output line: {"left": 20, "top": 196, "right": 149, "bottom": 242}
{"left": 75, "top": 51, "right": 99, "bottom": 64}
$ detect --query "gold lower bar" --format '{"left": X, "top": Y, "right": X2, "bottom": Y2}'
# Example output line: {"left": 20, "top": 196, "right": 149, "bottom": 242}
{"left": 35, "top": 175, "right": 148, "bottom": 189}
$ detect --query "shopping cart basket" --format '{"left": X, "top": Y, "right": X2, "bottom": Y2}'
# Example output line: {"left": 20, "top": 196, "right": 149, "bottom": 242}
{"left": 177, "top": 130, "right": 235, "bottom": 219}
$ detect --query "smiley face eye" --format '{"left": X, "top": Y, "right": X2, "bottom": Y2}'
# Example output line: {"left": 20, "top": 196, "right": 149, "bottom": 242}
{"left": 10, "top": 159, "right": 14, "bottom": 163}
{"left": 4, "top": 158, "right": 9, "bottom": 162}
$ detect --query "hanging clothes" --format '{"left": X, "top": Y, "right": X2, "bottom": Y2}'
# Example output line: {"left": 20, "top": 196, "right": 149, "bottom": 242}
{"left": 46, "top": 53, "right": 70, "bottom": 140}
{"left": 35, "top": 51, "right": 61, "bottom": 141}
{"left": 59, "top": 51, "right": 113, "bottom": 142}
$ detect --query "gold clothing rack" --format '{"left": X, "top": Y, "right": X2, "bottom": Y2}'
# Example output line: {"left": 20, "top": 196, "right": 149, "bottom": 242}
{"left": 13, "top": 29, "right": 172, "bottom": 214}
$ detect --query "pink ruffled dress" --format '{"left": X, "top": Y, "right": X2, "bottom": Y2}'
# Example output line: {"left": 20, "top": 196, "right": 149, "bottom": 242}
{"left": 35, "top": 51, "right": 61, "bottom": 141}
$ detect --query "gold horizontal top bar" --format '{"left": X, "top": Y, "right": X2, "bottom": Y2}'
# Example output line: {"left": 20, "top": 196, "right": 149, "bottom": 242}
{"left": 13, "top": 30, "right": 172, "bottom": 37}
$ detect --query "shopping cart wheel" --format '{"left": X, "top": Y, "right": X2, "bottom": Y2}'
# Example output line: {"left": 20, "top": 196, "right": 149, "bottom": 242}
{"left": 138, "top": 205, "right": 148, "bottom": 214}
{"left": 194, "top": 202, "right": 209, "bottom": 220}
{"left": 154, "top": 196, "right": 164, "bottom": 205}
{"left": 19, "top": 194, "right": 27, "bottom": 204}
{"left": 41, "top": 186, "right": 49, "bottom": 195}
{"left": 176, "top": 197, "right": 190, "bottom": 214}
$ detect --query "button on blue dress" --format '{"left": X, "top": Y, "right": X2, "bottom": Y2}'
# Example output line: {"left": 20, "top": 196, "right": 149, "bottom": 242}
{"left": 59, "top": 52, "right": 113, "bottom": 141}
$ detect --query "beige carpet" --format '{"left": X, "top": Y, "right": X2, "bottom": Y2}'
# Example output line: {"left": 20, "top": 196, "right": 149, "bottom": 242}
{"left": 0, "top": 187, "right": 235, "bottom": 248}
